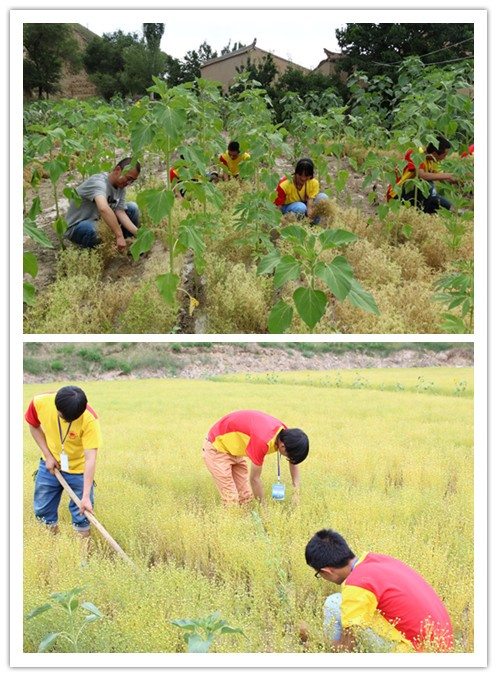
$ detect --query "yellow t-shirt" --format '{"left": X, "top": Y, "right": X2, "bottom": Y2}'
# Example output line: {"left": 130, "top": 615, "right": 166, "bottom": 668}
{"left": 25, "top": 392, "right": 103, "bottom": 473}
{"left": 220, "top": 151, "right": 250, "bottom": 176}
{"left": 275, "top": 177, "right": 320, "bottom": 205}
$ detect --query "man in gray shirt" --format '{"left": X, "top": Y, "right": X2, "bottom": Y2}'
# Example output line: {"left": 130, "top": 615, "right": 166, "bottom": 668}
{"left": 64, "top": 158, "right": 141, "bottom": 251}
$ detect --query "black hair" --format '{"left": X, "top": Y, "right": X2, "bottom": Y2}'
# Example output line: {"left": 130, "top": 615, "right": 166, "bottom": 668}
{"left": 55, "top": 386, "right": 88, "bottom": 422}
{"left": 305, "top": 529, "right": 356, "bottom": 571}
{"left": 294, "top": 158, "right": 314, "bottom": 177}
{"left": 426, "top": 137, "right": 451, "bottom": 155}
{"left": 116, "top": 157, "right": 141, "bottom": 173}
{"left": 227, "top": 141, "right": 240, "bottom": 152}
{"left": 279, "top": 428, "right": 309, "bottom": 464}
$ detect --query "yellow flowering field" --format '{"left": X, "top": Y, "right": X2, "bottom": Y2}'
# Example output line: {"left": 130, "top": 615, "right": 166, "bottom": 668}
{"left": 22, "top": 369, "right": 474, "bottom": 654}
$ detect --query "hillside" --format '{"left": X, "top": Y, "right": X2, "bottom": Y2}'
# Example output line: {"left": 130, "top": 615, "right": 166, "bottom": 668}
{"left": 23, "top": 342, "right": 474, "bottom": 383}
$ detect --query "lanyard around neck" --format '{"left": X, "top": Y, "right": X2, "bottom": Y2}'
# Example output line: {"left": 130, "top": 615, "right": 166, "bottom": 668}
{"left": 57, "top": 417, "right": 72, "bottom": 453}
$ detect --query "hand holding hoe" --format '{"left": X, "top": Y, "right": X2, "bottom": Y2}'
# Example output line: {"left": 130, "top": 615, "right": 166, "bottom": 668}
{"left": 54, "top": 468, "right": 134, "bottom": 566}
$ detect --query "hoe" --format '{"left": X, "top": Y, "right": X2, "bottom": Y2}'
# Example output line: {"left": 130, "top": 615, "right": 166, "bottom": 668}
{"left": 54, "top": 468, "right": 134, "bottom": 566}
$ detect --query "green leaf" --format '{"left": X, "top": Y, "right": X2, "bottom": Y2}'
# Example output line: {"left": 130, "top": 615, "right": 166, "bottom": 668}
{"left": 23, "top": 252, "right": 38, "bottom": 278}
{"left": 45, "top": 159, "right": 67, "bottom": 184}
{"left": 318, "top": 229, "right": 358, "bottom": 249}
{"left": 28, "top": 196, "right": 42, "bottom": 220}
{"left": 137, "top": 189, "right": 175, "bottom": 225}
{"left": 26, "top": 603, "right": 52, "bottom": 619}
{"left": 257, "top": 249, "right": 281, "bottom": 276}
{"left": 38, "top": 632, "right": 60, "bottom": 653}
{"left": 377, "top": 204, "right": 390, "bottom": 221}
{"left": 156, "top": 106, "right": 186, "bottom": 140}
{"left": 81, "top": 602, "right": 103, "bottom": 617}
{"left": 84, "top": 614, "right": 99, "bottom": 623}
{"left": 130, "top": 121, "right": 155, "bottom": 157}
{"left": 347, "top": 278, "right": 380, "bottom": 315}
{"left": 293, "top": 287, "right": 327, "bottom": 330}
{"left": 268, "top": 301, "right": 293, "bottom": 334}
{"left": 53, "top": 217, "right": 68, "bottom": 238}
{"left": 187, "top": 634, "right": 213, "bottom": 653}
{"left": 129, "top": 227, "right": 155, "bottom": 261}
{"left": 178, "top": 223, "right": 206, "bottom": 259}
{"left": 219, "top": 625, "right": 244, "bottom": 635}
{"left": 23, "top": 218, "right": 54, "bottom": 248}
{"left": 23, "top": 282, "right": 36, "bottom": 306}
{"left": 315, "top": 256, "right": 353, "bottom": 301}
{"left": 170, "top": 619, "right": 196, "bottom": 631}
{"left": 274, "top": 255, "right": 301, "bottom": 289}
{"left": 156, "top": 273, "right": 179, "bottom": 304}
{"left": 280, "top": 225, "right": 308, "bottom": 245}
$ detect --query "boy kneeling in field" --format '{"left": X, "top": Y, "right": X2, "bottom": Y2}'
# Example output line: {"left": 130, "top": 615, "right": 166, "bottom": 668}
{"left": 305, "top": 528, "right": 454, "bottom": 652}
{"left": 386, "top": 136, "right": 458, "bottom": 213}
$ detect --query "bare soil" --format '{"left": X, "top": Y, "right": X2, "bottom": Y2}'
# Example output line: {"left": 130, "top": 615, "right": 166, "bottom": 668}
{"left": 23, "top": 154, "right": 379, "bottom": 301}
{"left": 23, "top": 344, "right": 474, "bottom": 384}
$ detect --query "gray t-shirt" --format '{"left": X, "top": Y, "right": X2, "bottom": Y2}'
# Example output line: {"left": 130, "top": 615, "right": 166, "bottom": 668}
{"left": 65, "top": 172, "right": 127, "bottom": 227}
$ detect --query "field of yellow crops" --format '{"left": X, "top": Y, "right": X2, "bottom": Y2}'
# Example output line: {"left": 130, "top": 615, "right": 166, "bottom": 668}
{"left": 22, "top": 368, "right": 474, "bottom": 654}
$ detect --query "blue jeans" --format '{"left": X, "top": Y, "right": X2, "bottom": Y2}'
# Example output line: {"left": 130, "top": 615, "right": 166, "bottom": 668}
{"left": 280, "top": 193, "right": 328, "bottom": 224}
{"left": 33, "top": 459, "right": 94, "bottom": 532}
{"left": 65, "top": 202, "right": 140, "bottom": 248}
{"left": 324, "top": 593, "right": 397, "bottom": 651}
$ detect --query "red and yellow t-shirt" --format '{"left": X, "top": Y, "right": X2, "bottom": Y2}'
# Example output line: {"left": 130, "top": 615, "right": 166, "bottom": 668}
{"left": 207, "top": 410, "right": 286, "bottom": 466}
{"left": 274, "top": 176, "right": 320, "bottom": 206}
{"left": 341, "top": 552, "right": 453, "bottom": 652}
{"left": 386, "top": 149, "right": 439, "bottom": 201}
{"left": 25, "top": 392, "right": 103, "bottom": 474}
{"left": 219, "top": 151, "right": 250, "bottom": 176}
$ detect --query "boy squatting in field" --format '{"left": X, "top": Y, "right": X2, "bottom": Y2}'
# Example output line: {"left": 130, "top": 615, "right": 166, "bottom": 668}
{"left": 63, "top": 158, "right": 141, "bottom": 251}
{"left": 25, "top": 386, "right": 102, "bottom": 539}
{"left": 274, "top": 157, "right": 329, "bottom": 224}
{"left": 219, "top": 140, "right": 250, "bottom": 181}
{"left": 202, "top": 410, "right": 309, "bottom": 505}
{"left": 386, "top": 136, "right": 458, "bottom": 213}
{"left": 305, "top": 528, "right": 454, "bottom": 653}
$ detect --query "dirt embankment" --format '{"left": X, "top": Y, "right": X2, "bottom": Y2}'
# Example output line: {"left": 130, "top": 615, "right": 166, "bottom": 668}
{"left": 23, "top": 344, "right": 474, "bottom": 384}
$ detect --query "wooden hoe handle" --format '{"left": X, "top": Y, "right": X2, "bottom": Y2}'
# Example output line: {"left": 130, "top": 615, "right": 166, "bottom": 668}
{"left": 54, "top": 468, "right": 134, "bottom": 566}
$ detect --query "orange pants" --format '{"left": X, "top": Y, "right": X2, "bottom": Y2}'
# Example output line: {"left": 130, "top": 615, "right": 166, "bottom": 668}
{"left": 202, "top": 439, "right": 253, "bottom": 506}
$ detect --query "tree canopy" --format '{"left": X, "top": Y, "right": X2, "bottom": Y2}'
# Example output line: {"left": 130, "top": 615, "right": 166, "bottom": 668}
{"left": 335, "top": 23, "right": 474, "bottom": 78}
{"left": 23, "top": 24, "right": 82, "bottom": 99}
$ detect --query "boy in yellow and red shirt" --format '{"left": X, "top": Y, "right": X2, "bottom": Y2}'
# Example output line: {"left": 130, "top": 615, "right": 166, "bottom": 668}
{"left": 274, "top": 157, "right": 329, "bottom": 224}
{"left": 219, "top": 141, "right": 250, "bottom": 180}
{"left": 306, "top": 528, "right": 454, "bottom": 653}
{"left": 25, "top": 386, "right": 102, "bottom": 537}
{"left": 203, "top": 409, "right": 309, "bottom": 505}
{"left": 386, "top": 137, "right": 458, "bottom": 213}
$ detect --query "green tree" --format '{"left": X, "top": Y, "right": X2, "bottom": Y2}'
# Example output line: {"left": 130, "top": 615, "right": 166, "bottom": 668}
{"left": 84, "top": 30, "right": 140, "bottom": 99}
{"left": 143, "top": 23, "right": 164, "bottom": 50}
{"left": 23, "top": 24, "right": 82, "bottom": 99}
{"left": 236, "top": 54, "right": 278, "bottom": 89}
{"left": 122, "top": 25, "right": 168, "bottom": 96}
{"left": 335, "top": 23, "right": 474, "bottom": 79}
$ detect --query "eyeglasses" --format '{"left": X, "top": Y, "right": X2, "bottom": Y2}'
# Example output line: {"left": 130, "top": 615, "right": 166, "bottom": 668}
{"left": 314, "top": 570, "right": 322, "bottom": 579}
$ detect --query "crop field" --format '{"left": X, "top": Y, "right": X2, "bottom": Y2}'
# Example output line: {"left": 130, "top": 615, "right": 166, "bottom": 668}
{"left": 22, "top": 367, "right": 474, "bottom": 654}
{"left": 22, "top": 58, "right": 474, "bottom": 335}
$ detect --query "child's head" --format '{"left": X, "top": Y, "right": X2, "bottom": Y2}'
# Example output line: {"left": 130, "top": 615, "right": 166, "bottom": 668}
{"left": 426, "top": 137, "right": 451, "bottom": 161}
{"left": 294, "top": 158, "right": 314, "bottom": 178}
{"left": 227, "top": 141, "right": 240, "bottom": 160}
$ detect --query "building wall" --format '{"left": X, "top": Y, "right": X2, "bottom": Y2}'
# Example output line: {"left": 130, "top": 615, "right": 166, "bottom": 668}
{"left": 201, "top": 47, "right": 309, "bottom": 91}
